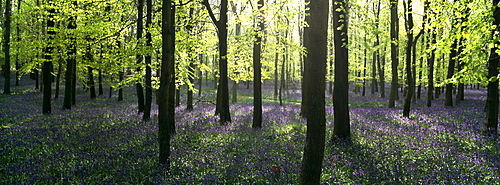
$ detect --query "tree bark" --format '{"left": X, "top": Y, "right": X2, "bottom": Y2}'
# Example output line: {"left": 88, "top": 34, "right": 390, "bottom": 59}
{"left": 252, "top": 0, "right": 264, "bottom": 129}
{"left": 143, "top": 0, "right": 153, "bottom": 120}
{"left": 402, "top": 0, "right": 414, "bottom": 117}
{"left": 299, "top": 0, "right": 328, "bottom": 183}
{"left": 389, "top": 0, "right": 399, "bottom": 108}
{"left": 485, "top": 0, "right": 500, "bottom": 134}
{"left": 63, "top": 3, "right": 76, "bottom": 109}
{"left": 3, "top": 0, "right": 11, "bottom": 95}
{"left": 158, "top": 0, "right": 175, "bottom": 166}
{"left": 203, "top": 0, "right": 231, "bottom": 124}
{"left": 136, "top": 0, "right": 145, "bottom": 113}
{"left": 42, "top": 0, "right": 55, "bottom": 114}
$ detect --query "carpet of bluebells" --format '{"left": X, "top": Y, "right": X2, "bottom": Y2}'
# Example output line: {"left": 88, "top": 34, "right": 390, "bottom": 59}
{"left": 1, "top": 75, "right": 500, "bottom": 184}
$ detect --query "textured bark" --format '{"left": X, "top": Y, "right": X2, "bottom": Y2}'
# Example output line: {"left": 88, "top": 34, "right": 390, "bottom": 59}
{"left": 299, "top": 0, "right": 328, "bottom": 183}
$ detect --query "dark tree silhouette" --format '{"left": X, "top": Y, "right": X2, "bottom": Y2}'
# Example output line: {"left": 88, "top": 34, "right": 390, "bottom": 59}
{"left": 252, "top": 0, "right": 264, "bottom": 129}
{"left": 158, "top": 0, "right": 175, "bottom": 166}
{"left": 389, "top": 0, "right": 399, "bottom": 108}
{"left": 143, "top": 0, "right": 153, "bottom": 121}
{"left": 42, "top": 0, "right": 55, "bottom": 114}
{"left": 136, "top": 0, "right": 145, "bottom": 113}
{"left": 3, "top": 0, "right": 11, "bottom": 95}
{"left": 203, "top": 0, "right": 231, "bottom": 124}
{"left": 332, "top": 0, "right": 351, "bottom": 140}
{"left": 298, "top": 0, "right": 328, "bottom": 183}
{"left": 485, "top": 0, "right": 500, "bottom": 134}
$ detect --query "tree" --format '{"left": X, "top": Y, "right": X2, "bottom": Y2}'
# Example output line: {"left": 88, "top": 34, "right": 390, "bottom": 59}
{"left": 485, "top": 0, "right": 500, "bottom": 134}
{"left": 203, "top": 0, "right": 231, "bottom": 124}
{"left": 332, "top": 0, "right": 350, "bottom": 140}
{"left": 299, "top": 0, "right": 328, "bottom": 183}
{"left": 136, "top": 0, "right": 145, "bottom": 113}
{"left": 388, "top": 0, "right": 398, "bottom": 108}
{"left": 3, "top": 0, "right": 11, "bottom": 95}
{"left": 158, "top": 0, "right": 175, "bottom": 166}
{"left": 252, "top": 0, "right": 264, "bottom": 129}
{"left": 42, "top": 0, "right": 55, "bottom": 114}
{"left": 143, "top": 0, "right": 153, "bottom": 120}
{"left": 402, "top": 0, "right": 415, "bottom": 117}
{"left": 63, "top": 2, "right": 75, "bottom": 109}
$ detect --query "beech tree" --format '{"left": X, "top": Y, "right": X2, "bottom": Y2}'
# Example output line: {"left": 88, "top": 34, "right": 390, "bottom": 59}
{"left": 388, "top": 0, "right": 398, "bottom": 108}
{"left": 299, "top": 0, "right": 328, "bottom": 183}
{"left": 203, "top": 0, "right": 231, "bottom": 124}
{"left": 3, "top": 0, "right": 11, "bottom": 95}
{"left": 252, "top": 0, "right": 264, "bottom": 129}
{"left": 485, "top": 0, "right": 500, "bottom": 134}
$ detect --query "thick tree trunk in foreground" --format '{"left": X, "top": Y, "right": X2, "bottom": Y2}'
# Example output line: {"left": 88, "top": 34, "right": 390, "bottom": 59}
{"left": 299, "top": 0, "right": 328, "bottom": 184}
{"left": 485, "top": 0, "right": 500, "bottom": 134}
{"left": 332, "top": 0, "right": 350, "bottom": 140}
{"left": 158, "top": 0, "right": 175, "bottom": 166}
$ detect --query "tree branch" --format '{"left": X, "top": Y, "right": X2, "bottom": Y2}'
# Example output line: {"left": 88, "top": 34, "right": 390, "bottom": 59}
{"left": 202, "top": 0, "right": 219, "bottom": 29}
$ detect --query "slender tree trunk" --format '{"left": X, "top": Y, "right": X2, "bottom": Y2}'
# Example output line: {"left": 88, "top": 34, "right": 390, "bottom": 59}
{"left": 485, "top": 0, "right": 500, "bottom": 134}
{"left": 389, "top": 0, "right": 399, "bottom": 108}
{"left": 42, "top": 0, "right": 55, "bottom": 114}
{"left": 402, "top": 0, "right": 414, "bottom": 117}
{"left": 143, "top": 0, "right": 153, "bottom": 120}
{"left": 98, "top": 69, "right": 103, "bottom": 95}
{"left": 252, "top": 0, "right": 264, "bottom": 129}
{"left": 63, "top": 3, "right": 76, "bottom": 109}
{"left": 14, "top": 0, "right": 20, "bottom": 87}
{"left": 299, "top": 0, "right": 328, "bottom": 183}
{"left": 118, "top": 69, "right": 124, "bottom": 101}
{"left": 54, "top": 61, "right": 62, "bottom": 99}
{"left": 203, "top": 0, "right": 231, "bottom": 124}
{"left": 3, "top": 0, "right": 11, "bottom": 95}
{"left": 136, "top": 0, "right": 145, "bottom": 113}
{"left": 88, "top": 66, "right": 96, "bottom": 99}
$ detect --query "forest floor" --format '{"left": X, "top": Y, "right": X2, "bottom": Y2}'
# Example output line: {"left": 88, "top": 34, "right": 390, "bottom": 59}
{"left": 1, "top": 75, "right": 500, "bottom": 184}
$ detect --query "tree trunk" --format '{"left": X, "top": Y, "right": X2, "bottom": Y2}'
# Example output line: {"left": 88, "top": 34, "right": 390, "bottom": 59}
{"left": 299, "top": 0, "right": 328, "bottom": 183}
{"left": 3, "top": 0, "right": 11, "bottom": 95}
{"left": 485, "top": 0, "right": 500, "bottom": 134}
{"left": 252, "top": 0, "right": 264, "bottom": 129}
{"left": 158, "top": 0, "right": 175, "bottom": 166}
{"left": 54, "top": 61, "right": 62, "bottom": 99}
{"left": 63, "top": 3, "right": 76, "bottom": 109}
{"left": 42, "top": 0, "right": 55, "bottom": 114}
{"left": 98, "top": 69, "right": 103, "bottom": 95}
{"left": 402, "top": 0, "right": 414, "bottom": 117}
{"left": 88, "top": 66, "right": 96, "bottom": 99}
{"left": 203, "top": 0, "right": 231, "bottom": 124}
{"left": 136, "top": 0, "right": 145, "bottom": 113}
{"left": 118, "top": 69, "right": 124, "bottom": 101}
{"left": 389, "top": 0, "right": 399, "bottom": 108}
{"left": 143, "top": 0, "right": 153, "bottom": 120}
